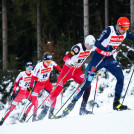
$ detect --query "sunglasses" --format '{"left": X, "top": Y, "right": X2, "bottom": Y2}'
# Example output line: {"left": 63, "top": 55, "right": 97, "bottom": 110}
{"left": 120, "top": 27, "right": 129, "bottom": 31}
{"left": 89, "top": 44, "right": 94, "bottom": 47}
{"left": 27, "top": 66, "right": 33, "bottom": 70}
{"left": 45, "top": 60, "right": 52, "bottom": 64}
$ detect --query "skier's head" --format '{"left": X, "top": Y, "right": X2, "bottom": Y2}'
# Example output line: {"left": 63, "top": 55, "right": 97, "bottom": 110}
{"left": 117, "top": 17, "right": 130, "bottom": 35}
{"left": 25, "top": 62, "right": 33, "bottom": 73}
{"left": 84, "top": 35, "right": 95, "bottom": 50}
{"left": 43, "top": 52, "right": 52, "bottom": 66}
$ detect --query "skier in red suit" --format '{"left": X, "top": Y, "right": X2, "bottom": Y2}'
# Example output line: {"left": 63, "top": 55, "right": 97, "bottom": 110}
{"left": 38, "top": 35, "right": 96, "bottom": 120}
{"left": 20, "top": 52, "right": 61, "bottom": 122}
{"left": 0, "top": 62, "right": 33, "bottom": 126}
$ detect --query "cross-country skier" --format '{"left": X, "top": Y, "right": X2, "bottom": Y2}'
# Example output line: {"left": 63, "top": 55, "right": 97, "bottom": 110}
{"left": 0, "top": 62, "right": 34, "bottom": 126}
{"left": 69, "top": 17, "right": 134, "bottom": 111}
{"left": 38, "top": 35, "right": 96, "bottom": 120}
{"left": 20, "top": 52, "right": 62, "bottom": 122}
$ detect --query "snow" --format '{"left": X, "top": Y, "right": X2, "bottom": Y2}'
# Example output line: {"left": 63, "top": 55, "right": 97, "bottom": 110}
{"left": 0, "top": 47, "right": 134, "bottom": 134}
{"left": 0, "top": 73, "right": 134, "bottom": 134}
{"left": 0, "top": 69, "right": 134, "bottom": 134}
{"left": 0, "top": 110, "right": 134, "bottom": 134}
{"left": 6, "top": 82, "right": 13, "bottom": 92}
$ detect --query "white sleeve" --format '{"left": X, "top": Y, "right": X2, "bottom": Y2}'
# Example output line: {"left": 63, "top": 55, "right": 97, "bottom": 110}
{"left": 51, "top": 61, "right": 57, "bottom": 66}
{"left": 15, "top": 72, "right": 23, "bottom": 82}
{"left": 32, "top": 64, "right": 40, "bottom": 77}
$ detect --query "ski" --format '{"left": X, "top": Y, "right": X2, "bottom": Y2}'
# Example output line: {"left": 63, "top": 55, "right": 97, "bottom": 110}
{"left": 127, "top": 107, "right": 131, "bottom": 110}
{"left": 54, "top": 113, "right": 68, "bottom": 119}
{"left": 54, "top": 107, "right": 131, "bottom": 119}
{"left": 117, "top": 107, "right": 131, "bottom": 111}
{"left": 54, "top": 115, "right": 65, "bottom": 119}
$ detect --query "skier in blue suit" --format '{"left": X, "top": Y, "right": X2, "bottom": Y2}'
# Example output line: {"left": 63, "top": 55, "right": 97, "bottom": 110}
{"left": 62, "top": 17, "right": 134, "bottom": 116}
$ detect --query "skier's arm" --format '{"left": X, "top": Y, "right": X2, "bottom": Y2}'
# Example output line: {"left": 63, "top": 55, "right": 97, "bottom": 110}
{"left": 95, "top": 27, "right": 111, "bottom": 51}
{"left": 63, "top": 45, "right": 80, "bottom": 62}
{"left": 53, "top": 64, "right": 62, "bottom": 72}
{"left": 30, "top": 65, "right": 39, "bottom": 88}
{"left": 30, "top": 75, "right": 37, "bottom": 88}
{"left": 13, "top": 73, "right": 23, "bottom": 93}
{"left": 63, "top": 52, "right": 74, "bottom": 62}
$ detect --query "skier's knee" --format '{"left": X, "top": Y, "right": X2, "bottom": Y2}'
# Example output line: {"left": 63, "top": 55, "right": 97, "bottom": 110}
{"left": 117, "top": 74, "right": 124, "bottom": 84}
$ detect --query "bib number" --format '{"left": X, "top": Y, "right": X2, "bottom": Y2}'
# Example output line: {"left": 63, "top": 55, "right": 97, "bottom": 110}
{"left": 43, "top": 73, "right": 48, "bottom": 78}
{"left": 25, "top": 82, "right": 30, "bottom": 87}
{"left": 77, "top": 59, "right": 85, "bottom": 63}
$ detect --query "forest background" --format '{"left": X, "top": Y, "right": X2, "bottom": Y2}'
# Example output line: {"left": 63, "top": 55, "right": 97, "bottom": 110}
{"left": 0, "top": 0, "right": 134, "bottom": 105}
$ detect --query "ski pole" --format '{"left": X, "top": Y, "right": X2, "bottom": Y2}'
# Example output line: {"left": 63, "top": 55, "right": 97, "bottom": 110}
{"left": 61, "top": 90, "right": 63, "bottom": 107}
{"left": 122, "top": 68, "right": 134, "bottom": 104}
{"left": 18, "top": 91, "right": 32, "bottom": 120}
{"left": 91, "top": 71, "right": 100, "bottom": 113}
{"left": 54, "top": 56, "right": 105, "bottom": 117}
{"left": 26, "top": 67, "right": 72, "bottom": 122}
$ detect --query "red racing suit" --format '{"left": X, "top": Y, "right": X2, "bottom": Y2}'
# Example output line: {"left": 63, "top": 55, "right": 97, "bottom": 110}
{"left": 46, "top": 43, "right": 93, "bottom": 107}
{"left": 3, "top": 71, "right": 33, "bottom": 120}
{"left": 24, "top": 61, "right": 61, "bottom": 115}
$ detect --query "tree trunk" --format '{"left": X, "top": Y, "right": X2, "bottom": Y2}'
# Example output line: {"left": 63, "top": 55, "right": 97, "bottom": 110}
{"left": 2, "top": 0, "right": 8, "bottom": 70}
{"left": 83, "top": 0, "right": 89, "bottom": 38}
{"left": 37, "top": 1, "right": 41, "bottom": 60}
{"left": 130, "top": 0, "right": 134, "bottom": 27}
{"left": 105, "top": 0, "right": 109, "bottom": 27}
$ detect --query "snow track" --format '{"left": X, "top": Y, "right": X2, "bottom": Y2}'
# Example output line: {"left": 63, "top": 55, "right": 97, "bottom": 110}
{"left": 1, "top": 110, "right": 134, "bottom": 134}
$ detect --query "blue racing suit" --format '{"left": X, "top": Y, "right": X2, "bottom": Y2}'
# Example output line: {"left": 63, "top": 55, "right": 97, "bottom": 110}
{"left": 74, "top": 25, "right": 134, "bottom": 101}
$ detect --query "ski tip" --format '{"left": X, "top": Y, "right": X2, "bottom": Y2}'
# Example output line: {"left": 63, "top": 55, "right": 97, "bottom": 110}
{"left": 54, "top": 114, "right": 65, "bottom": 119}
{"left": 127, "top": 107, "right": 131, "bottom": 110}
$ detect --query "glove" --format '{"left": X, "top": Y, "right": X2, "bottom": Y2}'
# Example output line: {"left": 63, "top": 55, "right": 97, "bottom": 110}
{"left": 107, "top": 46, "right": 115, "bottom": 52}
{"left": 27, "top": 87, "right": 33, "bottom": 92}
{"left": 11, "top": 91, "right": 16, "bottom": 100}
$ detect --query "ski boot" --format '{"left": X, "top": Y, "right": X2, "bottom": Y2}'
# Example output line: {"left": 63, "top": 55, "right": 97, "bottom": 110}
{"left": 79, "top": 101, "right": 92, "bottom": 115}
{"left": 38, "top": 105, "right": 49, "bottom": 120}
{"left": 32, "top": 114, "right": 37, "bottom": 122}
{"left": 0, "top": 118, "right": 5, "bottom": 126}
{"left": 62, "top": 99, "right": 77, "bottom": 116}
{"left": 48, "top": 108, "right": 55, "bottom": 119}
{"left": 20, "top": 113, "right": 27, "bottom": 123}
{"left": 113, "top": 93, "right": 127, "bottom": 111}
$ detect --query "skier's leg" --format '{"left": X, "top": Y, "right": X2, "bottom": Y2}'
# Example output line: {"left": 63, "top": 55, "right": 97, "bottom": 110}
{"left": 79, "top": 85, "right": 92, "bottom": 115}
{"left": 3, "top": 104, "right": 16, "bottom": 120}
{"left": 22, "top": 83, "right": 42, "bottom": 122}
{"left": 73, "top": 69, "right": 92, "bottom": 115}
{"left": 37, "top": 82, "right": 54, "bottom": 120}
{"left": 45, "top": 65, "right": 72, "bottom": 108}
{"left": 105, "top": 57, "right": 127, "bottom": 110}
{"left": 1, "top": 91, "right": 25, "bottom": 124}
{"left": 74, "top": 53, "right": 104, "bottom": 101}
{"left": 48, "top": 98, "right": 56, "bottom": 119}
{"left": 62, "top": 54, "right": 105, "bottom": 117}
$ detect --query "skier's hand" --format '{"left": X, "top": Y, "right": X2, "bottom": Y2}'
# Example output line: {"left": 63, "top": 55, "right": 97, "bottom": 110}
{"left": 27, "top": 87, "right": 33, "bottom": 92}
{"left": 107, "top": 45, "right": 115, "bottom": 52}
{"left": 11, "top": 91, "right": 16, "bottom": 100}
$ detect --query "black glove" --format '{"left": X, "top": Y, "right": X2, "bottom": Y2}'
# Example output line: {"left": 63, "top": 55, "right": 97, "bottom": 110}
{"left": 11, "top": 91, "right": 16, "bottom": 100}
{"left": 107, "top": 46, "right": 115, "bottom": 52}
{"left": 27, "top": 87, "right": 33, "bottom": 92}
